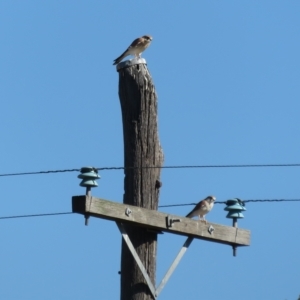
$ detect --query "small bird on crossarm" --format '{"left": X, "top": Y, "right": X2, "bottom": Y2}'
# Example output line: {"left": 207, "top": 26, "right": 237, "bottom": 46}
{"left": 186, "top": 196, "right": 216, "bottom": 224}
{"left": 113, "top": 35, "right": 153, "bottom": 65}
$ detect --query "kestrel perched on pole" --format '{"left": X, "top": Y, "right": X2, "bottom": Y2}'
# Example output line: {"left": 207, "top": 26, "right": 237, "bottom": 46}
{"left": 113, "top": 35, "right": 153, "bottom": 65}
{"left": 186, "top": 196, "right": 216, "bottom": 224}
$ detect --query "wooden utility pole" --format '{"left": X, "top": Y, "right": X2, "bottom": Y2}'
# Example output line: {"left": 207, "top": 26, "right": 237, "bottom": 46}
{"left": 117, "top": 58, "right": 164, "bottom": 300}
{"left": 71, "top": 59, "right": 251, "bottom": 299}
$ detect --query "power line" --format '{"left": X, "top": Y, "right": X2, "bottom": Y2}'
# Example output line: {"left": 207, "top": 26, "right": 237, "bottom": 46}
{"left": 1, "top": 163, "right": 300, "bottom": 177}
{"left": 0, "top": 199, "right": 299, "bottom": 220}
{"left": 236, "top": 199, "right": 300, "bottom": 203}
{"left": 158, "top": 199, "right": 300, "bottom": 208}
{"left": 0, "top": 169, "right": 80, "bottom": 177}
{"left": 0, "top": 212, "right": 73, "bottom": 220}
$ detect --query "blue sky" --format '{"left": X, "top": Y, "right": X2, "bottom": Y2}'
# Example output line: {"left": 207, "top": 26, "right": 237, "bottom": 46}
{"left": 1, "top": 1, "right": 300, "bottom": 299}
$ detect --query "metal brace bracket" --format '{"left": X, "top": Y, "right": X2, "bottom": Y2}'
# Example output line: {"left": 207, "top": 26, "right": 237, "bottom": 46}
{"left": 116, "top": 222, "right": 194, "bottom": 298}
{"left": 208, "top": 225, "right": 215, "bottom": 234}
{"left": 125, "top": 207, "right": 132, "bottom": 217}
{"left": 166, "top": 215, "right": 181, "bottom": 228}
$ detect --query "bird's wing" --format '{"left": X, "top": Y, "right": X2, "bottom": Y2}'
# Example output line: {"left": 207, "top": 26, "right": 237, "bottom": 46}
{"left": 186, "top": 200, "right": 205, "bottom": 217}
{"left": 129, "top": 37, "right": 144, "bottom": 48}
{"left": 194, "top": 201, "right": 206, "bottom": 210}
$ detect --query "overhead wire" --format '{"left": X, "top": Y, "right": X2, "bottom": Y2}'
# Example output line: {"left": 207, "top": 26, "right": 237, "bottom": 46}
{"left": 1, "top": 163, "right": 300, "bottom": 177}
{"left": 158, "top": 199, "right": 300, "bottom": 208}
{"left": 0, "top": 169, "right": 80, "bottom": 177}
{"left": 0, "top": 199, "right": 299, "bottom": 220}
{"left": 0, "top": 212, "right": 73, "bottom": 220}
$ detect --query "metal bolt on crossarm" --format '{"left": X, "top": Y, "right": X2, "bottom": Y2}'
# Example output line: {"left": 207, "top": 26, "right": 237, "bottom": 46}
{"left": 224, "top": 198, "right": 246, "bottom": 257}
{"left": 78, "top": 167, "right": 100, "bottom": 225}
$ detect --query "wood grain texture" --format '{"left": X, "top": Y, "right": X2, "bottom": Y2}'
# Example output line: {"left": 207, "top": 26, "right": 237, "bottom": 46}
{"left": 72, "top": 196, "right": 250, "bottom": 246}
{"left": 117, "top": 62, "right": 164, "bottom": 300}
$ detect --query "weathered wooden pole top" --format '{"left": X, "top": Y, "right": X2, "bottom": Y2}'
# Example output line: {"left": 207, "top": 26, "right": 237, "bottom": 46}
{"left": 115, "top": 58, "right": 147, "bottom": 71}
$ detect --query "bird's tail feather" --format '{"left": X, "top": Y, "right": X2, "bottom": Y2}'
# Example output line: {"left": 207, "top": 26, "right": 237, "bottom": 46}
{"left": 113, "top": 50, "right": 128, "bottom": 65}
{"left": 186, "top": 212, "right": 192, "bottom": 218}
{"left": 113, "top": 55, "right": 124, "bottom": 65}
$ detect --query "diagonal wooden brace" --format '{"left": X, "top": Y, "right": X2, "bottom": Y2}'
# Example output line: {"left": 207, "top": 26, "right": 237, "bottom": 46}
{"left": 117, "top": 222, "right": 157, "bottom": 299}
{"left": 117, "top": 222, "right": 195, "bottom": 298}
{"left": 156, "top": 236, "right": 194, "bottom": 296}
